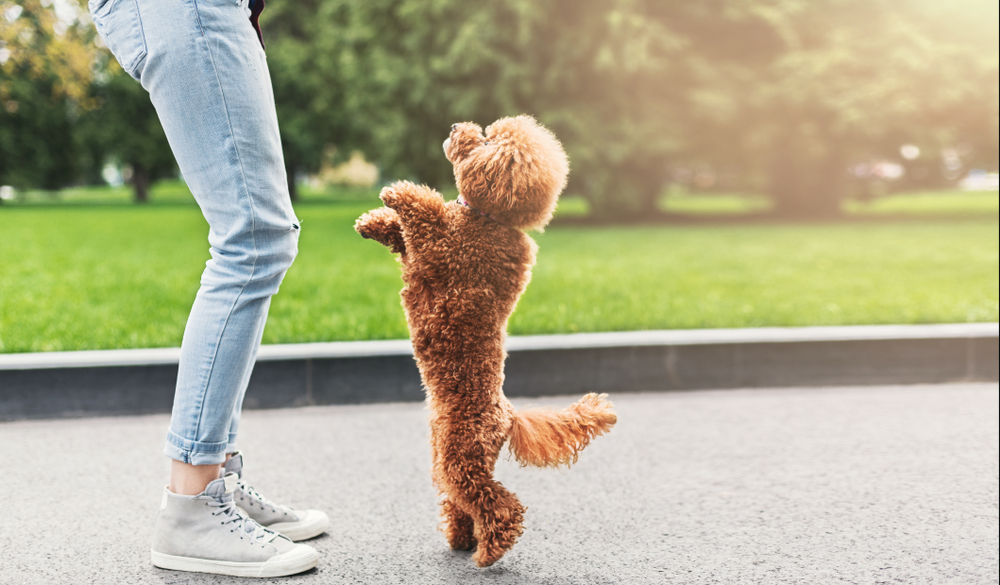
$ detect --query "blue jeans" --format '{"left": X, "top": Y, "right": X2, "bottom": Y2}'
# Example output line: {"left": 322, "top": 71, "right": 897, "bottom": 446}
{"left": 90, "top": 0, "right": 299, "bottom": 465}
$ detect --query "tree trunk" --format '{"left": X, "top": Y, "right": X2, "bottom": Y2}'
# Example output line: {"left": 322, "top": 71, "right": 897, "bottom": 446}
{"left": 132, "top": 163, "right": 150, "bottom": 204}
{"left": 585, "top": 159, "right": 665, "bottom": 222}
{"left": 285, "top": 162, "right": 298, "bottom": 202}
{"left": 769, "top": 136, "right": 843, "bottom": 219}
{"left": 769, "top": 138, "right": 805, "bottom": 216}
{"left": 813, "top": 147, "right": 847, "bottom": 216}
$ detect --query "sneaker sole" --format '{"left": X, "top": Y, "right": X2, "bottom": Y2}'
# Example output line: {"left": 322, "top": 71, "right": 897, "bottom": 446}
{"left": 151, "top": 546, "right": 318, "bottom": 578}
{"left": 268, "top": 510, "right": 331, "bottom": 541}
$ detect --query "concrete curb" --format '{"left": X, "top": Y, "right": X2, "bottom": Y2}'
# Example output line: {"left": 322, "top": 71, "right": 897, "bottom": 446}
{"left": 1, "top": 323, "right": 996, "bottom": 420}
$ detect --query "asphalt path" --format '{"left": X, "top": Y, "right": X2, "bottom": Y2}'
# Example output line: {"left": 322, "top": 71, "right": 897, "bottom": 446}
{"left": 0, "top": 383, "right": 997, "bottom": 584}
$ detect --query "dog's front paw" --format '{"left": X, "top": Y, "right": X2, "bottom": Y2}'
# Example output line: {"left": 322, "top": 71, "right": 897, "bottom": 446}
{"left": 355, "top": 207, "right": 405, "bottom": 253}
{"left": 354, "top": 215, "right": 375, "bottom": 239}
{"left": 379, "top": 185, "right": 401, "bottom": 208}
{"left": 380, "top": 180, "right": 434, "bottom": 210}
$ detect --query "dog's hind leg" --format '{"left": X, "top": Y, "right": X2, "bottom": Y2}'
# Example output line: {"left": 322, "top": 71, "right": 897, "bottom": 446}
{"left": 429, "top": 389, "right": 522, "bottom": 566}
{"left": 447, "top": 457, "right": 526, "bottom": 567}
{"left": 431, "top": 419, "right": 478, "bottom": 551}
{"left": 440, "top": 498, "right": 476, "bottom": 551}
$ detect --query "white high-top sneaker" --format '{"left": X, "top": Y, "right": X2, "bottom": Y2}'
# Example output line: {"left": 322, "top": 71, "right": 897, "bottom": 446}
{"left": 224, "top": 452, "right": 330, "bottom": 541}
{"left": 151, "top": 473, "right": 319, "bottom": 577}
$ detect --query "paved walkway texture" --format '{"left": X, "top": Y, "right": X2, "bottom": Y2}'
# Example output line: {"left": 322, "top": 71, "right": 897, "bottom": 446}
{"left": 1, "top": 383, "right": 997, "bottom": 584}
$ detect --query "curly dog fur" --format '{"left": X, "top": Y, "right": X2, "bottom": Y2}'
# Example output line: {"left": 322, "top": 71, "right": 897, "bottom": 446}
{"left": 355, "top": 116, "right": 616, "bottom": 567}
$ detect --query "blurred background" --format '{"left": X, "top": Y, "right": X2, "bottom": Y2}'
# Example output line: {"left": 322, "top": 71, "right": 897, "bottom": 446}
{"left": 0, "top": 0, "right": 997, "bottom": 353}
{"left": 1, "top": 0, "right": 997, "bottom": 214}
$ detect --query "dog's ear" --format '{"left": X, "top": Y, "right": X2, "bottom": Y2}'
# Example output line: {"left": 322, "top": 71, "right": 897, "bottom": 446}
{"left": 455, "top": 116, "right": 568, "bottom": 231}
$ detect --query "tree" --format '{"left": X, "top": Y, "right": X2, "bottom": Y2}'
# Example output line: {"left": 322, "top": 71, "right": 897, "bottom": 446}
{"left": 78, "top": 63, "right": 176, "bottom": 203}
{"left": 262, "top": 0, "right": 360, "bottom": 200}
{"left": 699, "top": 0, "right": 1000, "bottom": 216}
{"left": 0, "top": 66, "right": 80, "bottom": 191}
{"left": 263, "top": 1, "right": 733, "bottom": 218}
{"left": 1, "top": 0, "right": 174, "bottom": 201}
{"left": 5, "top": 0, "right": 996, "bottom": 215}
{"left": 301, "top": 0, "right": 695, "bottom": 218}
{"left": 272, "top": 0, "right": 997, "bottom": 220}
{"left": 0, "top": 0, "right": 99, "bottom": 194}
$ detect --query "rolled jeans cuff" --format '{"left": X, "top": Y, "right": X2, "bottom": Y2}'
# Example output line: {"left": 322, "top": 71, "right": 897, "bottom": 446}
{"left": 164, "top": 429, "right": 229, "bottom": 466}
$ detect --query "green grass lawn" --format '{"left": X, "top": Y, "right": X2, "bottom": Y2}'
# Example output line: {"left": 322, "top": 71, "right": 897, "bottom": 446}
{"left": 1, "top": 197, "right": 996, "bottom": 353}
{"left": 844, "top": 190, "right": 1000, "bottom": 215}
{"left": 6, "top": 181, "right": 199, "bottom": 206}
{"left": 655, "top": 188, "right": 999, "bottom": 216}
{"left": 11, "top": 181, "right": 996, "bottom": 217}
{"left": 530, "top": 189, "right": 999, "bottom": 218}
{"left": 659, "top": 191, "right": 773, "bottom": 214}
{"left": 3, "top": 180, "right": 380, "bottom": 206}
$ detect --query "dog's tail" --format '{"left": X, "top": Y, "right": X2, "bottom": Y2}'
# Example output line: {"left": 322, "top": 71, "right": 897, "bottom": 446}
{"left": 508, "top": 393, "right": 617, "bottom": 468}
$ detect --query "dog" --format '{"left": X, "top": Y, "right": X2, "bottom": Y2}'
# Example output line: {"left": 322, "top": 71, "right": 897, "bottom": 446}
{"left": 355, "top": 115, "right": 617, "bottom": 567}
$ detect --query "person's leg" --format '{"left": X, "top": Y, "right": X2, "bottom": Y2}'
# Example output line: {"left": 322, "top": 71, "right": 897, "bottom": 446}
{"left": 168, "top": 459, "right": 227, "bottom": 495}
{"left": 117, "top": 0, "right": 299, "bottom": 474}
{"left": 89, "top": 0, "right": 317, "bottom": 576}
{"left": 222, "top": 301, "right": 270, "bottom": 457}
{"left": 172, "top": 292, "right": 266, "bottom": 494}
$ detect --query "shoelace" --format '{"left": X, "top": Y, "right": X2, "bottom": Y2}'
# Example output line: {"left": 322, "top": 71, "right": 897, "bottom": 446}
{"left": 238, "top": 481, "right": 287, "bottom": 516}
{"left": 208, "top": 496, "right": 274, "bottom": 547}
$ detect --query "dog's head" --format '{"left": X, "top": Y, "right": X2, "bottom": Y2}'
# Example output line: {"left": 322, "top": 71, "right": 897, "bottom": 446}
{"left": 444, "top": 115, "right": 568, "bottom": 231}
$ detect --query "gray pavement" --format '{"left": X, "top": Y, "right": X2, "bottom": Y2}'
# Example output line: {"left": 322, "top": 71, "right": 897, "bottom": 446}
{"left": 1, "top": 383, "right": 997, "bottom": 584}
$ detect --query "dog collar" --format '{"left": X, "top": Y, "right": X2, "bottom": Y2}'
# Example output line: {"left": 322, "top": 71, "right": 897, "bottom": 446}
{"left": 458, "top": 196, "right": 498, "bottom": 223}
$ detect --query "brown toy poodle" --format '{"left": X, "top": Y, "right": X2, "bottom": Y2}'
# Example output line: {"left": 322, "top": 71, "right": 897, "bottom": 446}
{"left": 355, "top": 115, "right": 617, "bottom": 567}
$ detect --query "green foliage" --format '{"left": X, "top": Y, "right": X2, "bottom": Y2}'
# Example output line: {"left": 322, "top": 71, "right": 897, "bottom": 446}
{"left": 0, "top": 0, "right": 98, "bottom": 104}
{"left": 0, "top": 72, "right": 79, "bottom": 189}
{"left": 0, "top": 0, "right": 173, "bottom": 200}
{"left": 709, "top": 0, "right": 1000, "bottom": 215}
{"left": 77, "top": 67, "right": 177, "bottom": 202}
{"left": 1, "top": 198, "right": 996, "bottom": 352}
{"left": 1, "top": 0, "right": 996, "bottom": 218}
{"left": 0, "top": 0, "right": 98, "bottom": 190}
{"left": 285, "top": 0, "right": 695, "bottom": 217}
{"left": 270, "top": 0, "right": 997, "bottom": 219}
{"left": 263, "top": 0, "right": 358, "bottom": 199}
